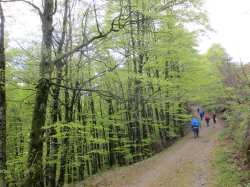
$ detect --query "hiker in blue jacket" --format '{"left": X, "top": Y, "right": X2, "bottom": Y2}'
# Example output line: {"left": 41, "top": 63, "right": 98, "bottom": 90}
{"left": 201, "top": 110, "right": 205, "bottom": 117}
{"left": 199, "top": 110, "right": 203, "bottom": 120}
{"left": 191, "top": 118, "right": 200, "bottom": 138}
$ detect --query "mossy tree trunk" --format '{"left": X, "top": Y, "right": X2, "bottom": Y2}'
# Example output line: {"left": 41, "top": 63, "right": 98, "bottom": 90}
{"left": 26, "top": 79, "right": 50, "bottom": 187}
{"left": 26, "top": 0, "right": 54, "bottom": 186}
{"left": 0, "top": 2, "right": 8, "bottom": 186}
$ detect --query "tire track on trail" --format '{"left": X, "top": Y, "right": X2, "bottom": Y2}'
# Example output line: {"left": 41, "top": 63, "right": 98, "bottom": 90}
{"left": 79, "top": 106, "right": 224, "bottom": 187}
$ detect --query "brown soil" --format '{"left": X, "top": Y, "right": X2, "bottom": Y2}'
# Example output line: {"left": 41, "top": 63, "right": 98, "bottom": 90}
{"left": 77, "top": 106, "right": 224, "bottom": 187}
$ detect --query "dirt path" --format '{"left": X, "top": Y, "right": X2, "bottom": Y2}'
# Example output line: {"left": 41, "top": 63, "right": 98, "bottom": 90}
{"left": 79, "top": 107, "right": 224, "bottom": 187}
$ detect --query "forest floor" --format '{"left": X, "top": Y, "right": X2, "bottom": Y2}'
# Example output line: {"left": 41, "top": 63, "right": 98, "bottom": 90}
{"left": 77, "top": 106, "right": 224, "bottom": 187}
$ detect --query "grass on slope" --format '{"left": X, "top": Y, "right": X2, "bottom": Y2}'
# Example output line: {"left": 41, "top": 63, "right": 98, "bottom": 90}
{"left": 210, "top": 128, "right": 250, "bottom": 186}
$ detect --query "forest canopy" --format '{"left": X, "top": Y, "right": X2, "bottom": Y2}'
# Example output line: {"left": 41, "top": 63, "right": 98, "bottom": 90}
{"left": 0, "top": 0, "right": 235, "bottom": 186}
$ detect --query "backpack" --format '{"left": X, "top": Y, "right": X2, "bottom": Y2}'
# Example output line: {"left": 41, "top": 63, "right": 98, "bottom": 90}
{"left": 214, "top": 113, "right": 216, "bottom": 117}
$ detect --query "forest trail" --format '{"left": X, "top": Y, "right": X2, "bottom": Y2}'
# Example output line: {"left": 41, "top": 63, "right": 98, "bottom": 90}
{"left": 79, "top": 106, "right": 224, "bottom": 187}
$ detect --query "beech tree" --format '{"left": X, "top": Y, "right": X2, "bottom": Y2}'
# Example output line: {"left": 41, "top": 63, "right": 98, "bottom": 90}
{"left": 1, "top": 0, "right": 215, "bottom": 186}
{"left": 0, "top": 1, "right": 8, "bottom": 186}
{"left": 12, "top": 0, "right": 132, "bottom": 186}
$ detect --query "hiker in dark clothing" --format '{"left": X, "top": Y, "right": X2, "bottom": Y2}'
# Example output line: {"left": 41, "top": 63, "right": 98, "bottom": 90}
{"left": 197, "top": 107, "right": 200, "bottom": 114}
{"left": 212, "top": 113, "right": 216, "bottom": 124}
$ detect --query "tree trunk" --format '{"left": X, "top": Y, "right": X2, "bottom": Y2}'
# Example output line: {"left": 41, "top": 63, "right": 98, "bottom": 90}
{"left": 26, "top": 0, "right": 54, "bottom": 186}
{"left": 108, "top": 100, "right": 115, "bottom": 167}
{"left": 26, "top": 79, "right": 50, "bottom": 187}
{"left": 89, "top": 93, "right": 98, "bottom": 175}
{"left": 0, "top": 2, "right": 8, "bottom": 186}
{"left": 160, "top": 108, "right": 167, "bottom": 147}
{"left": 126, "top": 66, "right": 134, "bottom": 164}
{"left": 49, "top": 0, "right": 69, "bottom": 185}
{"left": 56, "top": 88, "right": 69, "bottom": 187}
{"left": 155, "top": 107, "right": 163, "bottom": 146}
{"left": 115, "top": 101, "right": 124, "bottom": 166}
{"left": 129, "top": 1, "right": 141, "bottom": 163}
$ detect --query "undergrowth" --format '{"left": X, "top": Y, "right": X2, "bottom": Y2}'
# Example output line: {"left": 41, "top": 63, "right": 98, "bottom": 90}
{"left": 211, "top": 128, "right": 250, "bottom": 186}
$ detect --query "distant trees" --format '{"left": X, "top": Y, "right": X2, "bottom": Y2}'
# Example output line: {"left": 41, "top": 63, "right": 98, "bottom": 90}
{"left": 201, "top": 43, "right": 250, "bottom": 171}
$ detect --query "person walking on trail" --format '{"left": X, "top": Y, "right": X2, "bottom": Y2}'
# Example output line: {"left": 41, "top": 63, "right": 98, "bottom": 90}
{"left": 201, "top": 110, "right": 205, "bottom": 117}
{"left": 205, "top": 115, "right": 210, "bottom": 127}
{"left": 197, "top": 107, "right": 200, "bottom": 114}
{"left": 191, "top": 118, "right": 200, "bottom": 138}
{"left": 200, "top": 110, "right": 204, "bottom": 120}
{"left": 212, "top": 113, "right": 216, "bottom": 124}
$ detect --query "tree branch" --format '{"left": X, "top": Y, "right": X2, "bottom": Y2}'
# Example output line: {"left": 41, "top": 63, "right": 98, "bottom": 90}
{"left": 3, "top": 0, "right": 42, "bottom": 17}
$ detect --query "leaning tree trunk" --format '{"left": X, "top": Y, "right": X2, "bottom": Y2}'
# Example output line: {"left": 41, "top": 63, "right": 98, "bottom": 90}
{"left": 0, "top": 2, "right": 8, "bottom": 186}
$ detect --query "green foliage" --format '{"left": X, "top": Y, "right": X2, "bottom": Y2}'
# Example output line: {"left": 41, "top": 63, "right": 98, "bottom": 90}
{"left": 221, "top": 102, "right": 250, "bottom": 152}
{"left": 3, "top": 0, "right": 218, "bottom": 186}
{"left": 110, "top": 165, "right": 120, "bottom": 170}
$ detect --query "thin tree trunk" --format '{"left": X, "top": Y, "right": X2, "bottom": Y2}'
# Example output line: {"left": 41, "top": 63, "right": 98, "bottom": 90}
{"left": 48, "top": 0, "right": 69, "bottom": 186}
{"left": 146, "top": 71, "right": 155, "bottom": 152}
{"left": 126, "top": 65, "right": 134, "bottom": 164}
{"left": 129, "top": 0, "right": 141, "bottom": 163}
{"left": 108, "top": 100, "right": 115, "bottom": 167}
{"left": 99, "top": 101, "right": 109, "bottom": 169}
{"left": 160, "top": 108, "right": 167, "bottom": 147}
{"left": 164, "top": 61, "right": 170, "bottom": 142}
{"left": 115, "top": 101, "right": 124, "bottom": 166}
{"left": 165, "top": 107, "right": 170, "bottom": 141}
{"left": 155, "top": 69, "right": 166, "bottom": 147}
{"left": 155, "top": 107, "right": 163, "bottom": 145}
{"left": 84, "top": 101, "right": 90, "bottom": 178}
{"left": 89, "top": 93, "right": 98, "bottom": 175}
{"left": 45, "top": 137, "right": 50, "bottom": 186}
{"left": 56, "top": 88, "right": 69, "bottom": 187}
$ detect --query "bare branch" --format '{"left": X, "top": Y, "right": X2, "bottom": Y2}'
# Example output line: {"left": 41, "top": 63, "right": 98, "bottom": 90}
{"left": 93, "top": 0, "right": 102, "bottom": 35}
{"left": 3, "top": 0, "right": 42, "bottom": 17}
{"left": 52, "top": 0, "right": 57, "bottom": 15}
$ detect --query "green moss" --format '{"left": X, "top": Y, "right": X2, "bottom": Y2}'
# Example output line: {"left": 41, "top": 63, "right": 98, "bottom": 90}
{"left": 25, "top": 78, "right": 50, "bottom": 187}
